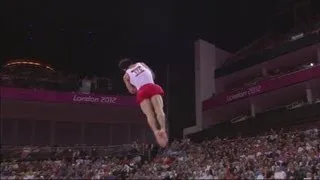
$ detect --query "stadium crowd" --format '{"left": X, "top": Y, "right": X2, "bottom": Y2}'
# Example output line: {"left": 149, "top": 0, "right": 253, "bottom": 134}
{"left": 1, "top": 125, "right": 319, "bottom": 179}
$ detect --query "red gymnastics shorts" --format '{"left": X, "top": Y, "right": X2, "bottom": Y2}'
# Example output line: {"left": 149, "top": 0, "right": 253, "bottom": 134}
{"left": 136, "top": 83, "right": 164, "bottom": 103}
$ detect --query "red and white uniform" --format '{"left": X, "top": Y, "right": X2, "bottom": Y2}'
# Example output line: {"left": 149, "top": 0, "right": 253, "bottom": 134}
{"left": 126, "top": 62, "right": 164, "bottom": 103}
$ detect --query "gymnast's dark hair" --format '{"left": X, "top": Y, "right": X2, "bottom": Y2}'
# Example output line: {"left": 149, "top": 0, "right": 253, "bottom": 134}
{"left": 118, "top": 58, "right": 133, "bottom": 70}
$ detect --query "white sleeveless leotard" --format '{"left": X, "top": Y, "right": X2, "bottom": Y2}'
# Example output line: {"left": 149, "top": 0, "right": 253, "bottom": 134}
{"left": 126, "top": 63, "right": 154, "bottom": 90}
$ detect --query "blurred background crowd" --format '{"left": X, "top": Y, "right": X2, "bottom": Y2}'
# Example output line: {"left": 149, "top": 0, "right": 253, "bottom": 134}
{"left": 1, "top": 124, "right": 319, "bottom": 179}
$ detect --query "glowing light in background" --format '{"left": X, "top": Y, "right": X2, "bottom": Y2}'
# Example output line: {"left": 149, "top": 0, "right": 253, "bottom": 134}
{"left": 4, "top": 60, "right": 55, "bottom": 72}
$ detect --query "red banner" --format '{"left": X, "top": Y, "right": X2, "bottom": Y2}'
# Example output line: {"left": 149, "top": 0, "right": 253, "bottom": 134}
{"left": 0, "top": 87, "right": 138, "bottom": 107}
{"left": 203, "top": 65, "right": 320, "bottom": 111}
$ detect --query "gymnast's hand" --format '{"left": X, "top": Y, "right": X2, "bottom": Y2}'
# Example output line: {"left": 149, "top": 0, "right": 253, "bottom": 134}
{"left": 129, "top": 87, "right": 137, "bottom": 94}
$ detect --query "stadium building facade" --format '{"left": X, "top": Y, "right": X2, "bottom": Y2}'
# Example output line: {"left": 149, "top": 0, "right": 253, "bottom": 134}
{"left": 185, "top": 31, "right": 320, "bottom": 138}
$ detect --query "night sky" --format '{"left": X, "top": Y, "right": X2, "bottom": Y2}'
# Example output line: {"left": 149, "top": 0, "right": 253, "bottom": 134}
{"left": 2, "top": 0, "right": 313, "bottom": 138}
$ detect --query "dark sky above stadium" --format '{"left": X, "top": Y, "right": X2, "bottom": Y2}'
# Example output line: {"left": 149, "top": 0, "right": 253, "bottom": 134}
{"left": 2, "top": 0, "right": 319, "bottom": 75}
{"left": 1, "top": 0, "right": 282, "bottom": 75}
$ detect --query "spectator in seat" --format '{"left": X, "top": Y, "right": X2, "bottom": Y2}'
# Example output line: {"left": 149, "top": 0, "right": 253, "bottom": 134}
{"left": 79, "top": 76, "right": 92, "bottom": 94}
